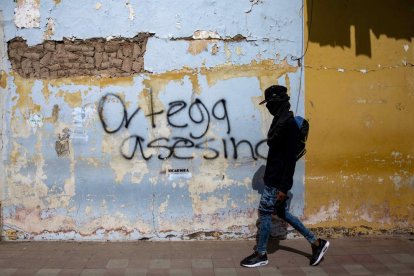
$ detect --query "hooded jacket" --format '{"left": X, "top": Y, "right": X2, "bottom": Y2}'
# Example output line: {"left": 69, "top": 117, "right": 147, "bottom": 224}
{"left": 263, "top": 101, "right": 299, "bottom": 194}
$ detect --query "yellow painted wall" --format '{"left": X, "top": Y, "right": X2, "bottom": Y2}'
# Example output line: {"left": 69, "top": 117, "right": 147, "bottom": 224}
{"left": 304, "top": 0, "right": 414, "bottom": 233}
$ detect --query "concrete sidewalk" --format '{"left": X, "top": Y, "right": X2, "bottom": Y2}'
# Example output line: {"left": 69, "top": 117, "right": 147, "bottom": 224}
{"left": 0, "top": 236, "right": 413, "bottom": 275}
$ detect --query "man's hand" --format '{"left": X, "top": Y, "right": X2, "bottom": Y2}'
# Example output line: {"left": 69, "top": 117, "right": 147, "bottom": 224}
{"left": 276, "top": 191, "right": 287, "bottom": 202}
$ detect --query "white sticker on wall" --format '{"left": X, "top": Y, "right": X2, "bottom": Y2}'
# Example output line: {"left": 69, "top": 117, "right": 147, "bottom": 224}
{"left": 167, "top": 168, "right": 192, "bottom": 181}
{"left": 71, "top": 105, "right": 94, "bottom": 141}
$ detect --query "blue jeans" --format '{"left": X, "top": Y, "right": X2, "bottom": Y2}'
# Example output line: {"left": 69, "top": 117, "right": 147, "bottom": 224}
{"left": 257, "top": 185, "right": 317, "bottom": 254}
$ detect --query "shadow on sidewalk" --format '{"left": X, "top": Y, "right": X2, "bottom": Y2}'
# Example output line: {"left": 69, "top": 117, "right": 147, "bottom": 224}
{"left": 267, "top": 239, "right": 312, "bottom": 259}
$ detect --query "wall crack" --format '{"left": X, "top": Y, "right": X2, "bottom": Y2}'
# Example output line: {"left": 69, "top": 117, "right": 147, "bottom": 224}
{"left": 245, "top": 0, "right": 264, "bottom": 14}
{"left": 305, "top": 63, "right": 414, "bottom": 73}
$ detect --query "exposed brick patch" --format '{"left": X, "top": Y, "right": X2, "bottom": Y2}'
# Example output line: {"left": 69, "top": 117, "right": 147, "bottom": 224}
{"left": 8, "top": 33, "right": 151, "bottom": 79}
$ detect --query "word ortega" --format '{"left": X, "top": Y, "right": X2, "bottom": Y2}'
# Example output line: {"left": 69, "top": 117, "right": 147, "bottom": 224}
{"left": 98, "top": 93, "right": 267, "bottom": 161}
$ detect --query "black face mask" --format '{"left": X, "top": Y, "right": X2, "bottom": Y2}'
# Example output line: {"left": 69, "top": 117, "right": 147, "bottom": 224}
{"left": 266, "top": 101, "right": 283, "bottom": 116}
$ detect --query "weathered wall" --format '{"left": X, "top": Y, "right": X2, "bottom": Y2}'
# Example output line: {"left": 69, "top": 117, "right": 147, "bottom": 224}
{"left": 304, "top": 0, "right": 414, "bottom": 235}
{"left": 0, "top": 11, "right": 7, "bottom": 239}
{"left": 0, "top": 0, "right": 305, "bottom": 240}
{"left": 4, "top": 0, "right": 411, "bottom": 242}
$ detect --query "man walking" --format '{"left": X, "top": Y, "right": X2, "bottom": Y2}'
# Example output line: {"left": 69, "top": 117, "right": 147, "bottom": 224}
{"left": 241, "top": 85, "right": 329, "bottom": 267}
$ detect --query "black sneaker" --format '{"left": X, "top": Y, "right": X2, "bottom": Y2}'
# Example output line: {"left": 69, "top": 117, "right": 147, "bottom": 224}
{"left": 310, "top": 239, "right": 330, "bottom": 266}
{"left": 240, "top": 252, "right": 268, "bottom": 267}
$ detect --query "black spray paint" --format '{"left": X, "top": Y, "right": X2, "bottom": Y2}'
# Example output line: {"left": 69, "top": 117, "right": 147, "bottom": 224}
{"left": 98, "top": 93, "right": 267, "bottom": 161}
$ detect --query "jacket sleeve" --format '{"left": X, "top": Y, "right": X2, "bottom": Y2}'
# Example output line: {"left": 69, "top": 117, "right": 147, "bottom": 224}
{"left": 279, "top": 120, "right": 298, "bottom": 194}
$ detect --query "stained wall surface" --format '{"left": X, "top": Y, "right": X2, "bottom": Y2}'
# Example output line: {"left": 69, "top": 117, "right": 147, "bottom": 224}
{"left": 2, "top": 0, "right": 412, "bottom": 242}
{"left": 0, "top": 0, "right": 305, "bottom": 240}
{"left": 304, "top": 0, "right": 414, "bottom": 235}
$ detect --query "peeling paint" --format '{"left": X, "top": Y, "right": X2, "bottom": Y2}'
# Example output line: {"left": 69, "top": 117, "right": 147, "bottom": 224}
{"left": 5, "top": 229, "right": 18, "bottom": 240}
{"left": 125, "top": 0, "right": 135, "bottom": 21}
{"left": 193, "top": 30, "right": 221, "bottom": 40}
{"left": 235, "top": 47, "right": 243, "bottom": 56}
{"left": 9, "top": 0, "right": 405, "bottom": 241}
{"left": 55, "top": 127, "right": 70, "bottom": 157}
{"left": 51, "top": 104, "right": 60, "bottom": 123}
{"left": 187, "top": 40, "right": 214, "bottom": 55}
{"left": 224, "top": 43, "right": 232, "bottom": 61}
{"left": 27, "top": 113, "right": 43, "bottom": 133}
{"left": 43, "top": 18, "right": 55, "bottom": 40}
{"left": 0, "top": 70, "right": 7, "bottom": 88}
{"left": 304, "top": 201, "right": 339, "bottom": 225}
{"left": 211, "top": 44, "right": 219, "bottom": 55}
{"left": 14, "top": 0, "right": 40, "bottom": 29}
{"left": 245, "top": 0, "right": 264, "bottom": 14}
{"left": 57, "top": 90, "right": 82, "bottom": 108}
{"left": 158, "top": 195, "right": 169, "bottom": 213}
{"left": 404, "top": 44, "right": 409, "bottom": 52}
{"left": 390, "top": 174, "right": 402, "bottom": 190}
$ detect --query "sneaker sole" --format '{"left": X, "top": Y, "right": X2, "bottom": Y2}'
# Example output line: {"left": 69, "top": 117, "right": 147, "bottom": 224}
{"left": 311, "top": 241, "right": 330, "bottom": 266}
{"left": 241, "top": 260, "right": 269, "bottom": 268}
